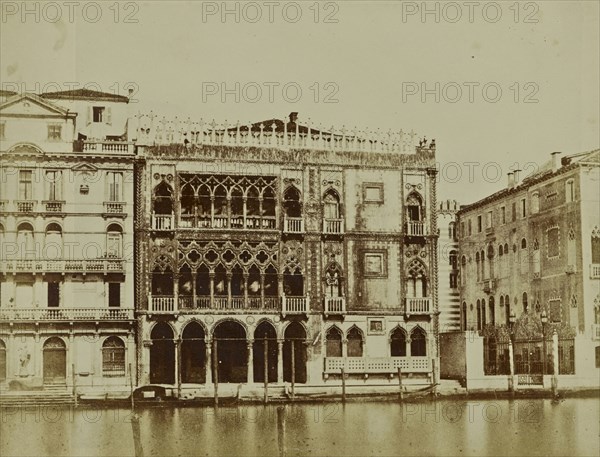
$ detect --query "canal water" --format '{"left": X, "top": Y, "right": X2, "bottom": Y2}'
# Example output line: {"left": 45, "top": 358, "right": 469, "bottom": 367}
{"left": 1, "top": 398, "right": 598, "bottom": 456}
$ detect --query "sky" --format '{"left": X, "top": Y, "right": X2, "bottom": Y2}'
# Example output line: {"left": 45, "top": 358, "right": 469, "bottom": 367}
{"left": 1, "top": 0, "right": 599, "bottom": 203}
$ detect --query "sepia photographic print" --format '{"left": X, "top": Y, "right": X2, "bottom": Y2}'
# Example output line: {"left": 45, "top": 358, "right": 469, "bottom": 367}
{"left": 0, "top": 1, "right": 599, "bottom": 456}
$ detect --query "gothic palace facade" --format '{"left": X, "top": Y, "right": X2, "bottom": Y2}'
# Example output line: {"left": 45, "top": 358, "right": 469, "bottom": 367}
{"left": 133, "top": 114, "right": 440, "bottom": 391}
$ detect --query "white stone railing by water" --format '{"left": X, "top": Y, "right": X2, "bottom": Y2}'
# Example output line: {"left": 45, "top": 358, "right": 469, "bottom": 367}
{"left": 0, "top": 259, "right": 125, "bottom": 274}
{"left": 324, "top": 357, "right": 431, "bottom": 374}
{"left": 406, "top": 298, "right": 431, "bottom": 315}
{"left": 0, "top": 308, "right": 134, "bottom": 321}
{"left": 134, "top": 114, "right": 426, "bottom": 155}
{"left": 281, "top": 296, "right": 309, "bottom": 316}
{"left": 324, "top": 297, "right": 346, "bottom": 316}
{"left": 284, "top": 217, "right": 304, "bottom": 233}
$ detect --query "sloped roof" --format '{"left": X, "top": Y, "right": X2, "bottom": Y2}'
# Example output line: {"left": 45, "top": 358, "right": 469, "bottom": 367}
{"left": 40, "top": 88, "right": 129, "bottom": 103}
{"left": 0, "top": 92, "right": 75, "bottom": 116}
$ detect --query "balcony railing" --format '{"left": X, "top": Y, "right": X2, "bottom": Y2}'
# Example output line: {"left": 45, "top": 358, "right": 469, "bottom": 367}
{"left": 0, "top": 200, "right": 6, "bottom": 212}
{"left": 324, "top": 357, "right": 431, "bottom": 374}
{"left": 149, "top": 295, "right": 176, "bottom": 313}
{"left": 43, "top": 200, "right": 65, "bottom": 213}
{"left": 592, "top": 324, "right": 600, "bottom": 341}
{"left": 178, "top": 214, "right": 277, "bottom": 230}
{"left": 590, "top": 264, "right": 600, "bottom": 279}
{"left": 16, "top": 200, "right": 36, "bottom": 213}
{"left": 82, "top": 141, "right": 134, "bottom": 154}
{"left": 0, "top": 259, "right": 125, "bottom": 274}
{"left": 323, "top": 218, "right": 344, "bottom": 234}
{"left": 281, "top": 296, "right": 309, "bottom": 316}
{"left": 324, "top": 297, "right": 346, "bottom": 316}
{"left": 483, "top": 279, "right": 496, "bottom": 293}
{"left": 0, "top": 308, "right": 134, "bottom": 321}
{"left": 152, "top": 214, "right": 174, "bottom": 230}
{"left": 405, "top": 297, "right": 431, "bottom": 315}
{"left": 406, "top": 221, "right": 425, "bottom": 236}
{"left": 151, "top": 295, "right": 281, "bottom": 313}
{"left": 284, "top": 217, "right": 304, "bottom": 234}
{"left": 104, "top": 201, "right": 126, "bottom": 214}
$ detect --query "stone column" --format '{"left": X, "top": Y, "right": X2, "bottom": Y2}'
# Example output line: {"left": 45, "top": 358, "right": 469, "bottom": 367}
{"left": 342, "top": 338, "right": 348, "bottom": 357}
{"left": 247, "top": 340, "right": 254, "bottom": 384}
{"left": 175, "top": 338, "right": 181, "bottom": 396}
{"left": 277, "top": 340, "right": 284, "bottom": 383}
{"left": 191, "top": 272, "right": 197, "bottom": 308}
{"left": 209, "top": 273, "right": 215, "bottom": 308}
{"left": 173, "top": 275, "right": 179, "bottom": 311}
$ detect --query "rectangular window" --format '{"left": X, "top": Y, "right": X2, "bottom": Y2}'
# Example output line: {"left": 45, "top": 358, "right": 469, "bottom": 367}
{"left": 18, "top": 170, "right": 33, "bottom": 200}
{"left": 0, "top": 122, "right": 5, "bottom": 139}
{"left": 93, "top": 107, "right": 105, "bottom": 123}
{"left": 511, "top": 202, "right": 517, "bottom": 222}
{"left": 549, "top": 299, "right": 561, "bottom": 322}
{"left": 592, "top": 237, "right": 600, "bottom": 264}
{"left": 468, "top": 219, "right": 472, "bottom": 236}
{"left": 48, "top": 282, "right": 60, "bottom": 307}
{"left": 521, "top": 198, "right": 527, "bottom": 218}
{"left": 460, "top": 222, "right": 465, "bottom": 237}
{"left": 501, "top": 206, "right": 506, "bottom": 224}
{"left": 486, "top": 211, "right": 493, "bottom": 229}
{"left": 107, "top": 172, "right": 122, "bottom": 202}
{"left": 565, "top": 180, "right": 575, "bottom": 202}
{"left": 47, "top": 124, "right": 62, "bottom": 141}
{"left": 46, "top": 170, "right": 61, "bottom": 200}
{"left": 108, "top": 283, "right": 121, "bottom": 307}
{"left": 363, "top": 251, "right": 387, "bottom": 277}
{"left": 477, "top": 215, "right": 482, "bottom": 233}
{"left": 548, "top": 227, "right": 560, "bottom": 258}
{"left": 363, "top": 183, "right": 384, "bottom": 203}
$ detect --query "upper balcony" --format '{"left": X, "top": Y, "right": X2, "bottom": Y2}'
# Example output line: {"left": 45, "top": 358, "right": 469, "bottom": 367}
{"left": 0, "top": 307, "right": 134, "bottom": 322}
{"left": 482, "top": 278, "right": 496, "bottom": 293}
{"left": 75, "top": 140, "right": 134, "bottom": 155}
{"left": 155, "top": 214, "right": 278, "bottom": 232}
{"left": 0, "top": 258, "right": 125, "bottom": 275}
{"left": 15, "top": 200, "right": 36, "bottom": 214}
{"left": 590, "top": 264, "right": 600, "bottom": 279}
{"left": 592, "top": 324, "right": 600, "bottom": 341}
{"left": 405, "top": 297, "right": 431, "bottom": 316}
{"left": 405, "top": 221, "right": 426, "bottom": 237}
{"left": 149, "top": 295, "right": 281, "bottom": 314}
{"left": 324, "top": 297, "right": 346, "bottom": 317}
{"left": 42, "top": 200, "right": 66, "bottom": 215}
{"left": 283, "top": 216, "right": 304, "bottom": 234}
{"left": 103, "top": 201, "right": 127, "bottom": 217}
{"left": 323, "top": 218, "right": 344, "bottom": 235}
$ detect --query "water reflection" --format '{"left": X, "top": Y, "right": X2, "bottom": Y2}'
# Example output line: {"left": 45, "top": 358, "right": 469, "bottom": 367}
{"left": 1, "top": 399, "right": 598, "bottom": 457}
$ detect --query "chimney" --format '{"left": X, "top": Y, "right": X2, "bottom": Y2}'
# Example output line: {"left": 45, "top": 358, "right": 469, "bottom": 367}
{"left": 289, "top": 112, "right": 298, "bottom": 123}
{"left": 513, "top": 169, "right": 521, "bottom": 186}
{"left": 551, "top": 151, "right": 562, "bottom": 172}
{"left": 507, "top": 172, "right": 515, "bottom": 189}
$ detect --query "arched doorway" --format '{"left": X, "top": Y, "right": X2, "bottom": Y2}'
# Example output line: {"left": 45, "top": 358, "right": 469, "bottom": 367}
{"left": 43, "top": 337, "right": 66, "bottom": 384}
{"left": 283, "top": 322, "right": 307, "bottom": 384}
{"left": 150, "top": 322, "right": 175, "bottom": 384}
{"left": 181, "top": 322, "right": 206, "bottom": 383}
{"left": 253, "top": 321, "right": 278, "bottom": 383}
{"left": 0, "top": 339, "right": 6, "bottom": 383}
{"left": 213, "top": 321, "right": 247, "bottom": 383}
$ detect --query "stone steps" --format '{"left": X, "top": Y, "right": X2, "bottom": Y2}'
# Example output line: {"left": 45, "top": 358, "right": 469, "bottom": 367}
{"left": 0, "top": 389, "right": 75, "bottom": 407}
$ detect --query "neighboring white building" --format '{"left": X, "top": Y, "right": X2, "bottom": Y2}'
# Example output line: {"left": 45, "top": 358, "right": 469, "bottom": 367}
{"left": 0, "top": 90, "right": 136, "bottom": 394}
{"left": 437, "top": 199, "right": 460, "bottom": 332}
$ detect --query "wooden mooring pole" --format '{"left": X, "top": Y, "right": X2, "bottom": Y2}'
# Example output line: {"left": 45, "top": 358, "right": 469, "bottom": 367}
{"left": 290, "top": 341, "right": 295, "bottom": 401}
{"left": 72, "top": 364, "right": 77, "bottom": 408}
{"left": 277, "top": 406, "right": 286, "bottom": 457}
{"left": 341, "top": 368, "right": 346, "bottom": 403}
{"left": 398, "top": 367, "right": 404, "bottom": 402}
{"left": 213, "top": 339, "right": 219, "bottom": 406}
{"left": 129, "top": 363, "right": 135, "bottom": 411}
{"left": 264, "top": 334, "right": 269, "bottom": 404}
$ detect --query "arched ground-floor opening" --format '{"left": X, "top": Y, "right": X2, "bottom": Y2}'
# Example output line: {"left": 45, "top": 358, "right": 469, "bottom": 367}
{"left": 283, "top": 322, "right": 307, "bottom": 384}
{"left": 213, "top": 321, "right": 247, "bottom": 383}
{"left": 253, "top": 321, "right": 278, "bottom": 383}
{"left": 181, "top": 322, "right": 206, "bottom": 383}
{"left": 0, "top": 339, "right": 7, "bottom": 383}
{"left": 150, "top": 322, "right": 175, "bottom": 384}
{"left": 43, "top": 337, "right": 66, "bottom": 384}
